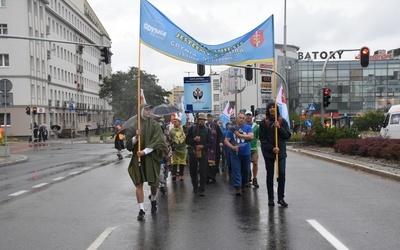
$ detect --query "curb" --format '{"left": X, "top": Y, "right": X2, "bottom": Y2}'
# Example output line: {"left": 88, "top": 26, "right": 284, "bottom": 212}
{"left": 0, "top": 155, "right": 28, "bottom": 167}
{"left": 289, "top": 148, "right": 400, "bottom": 182}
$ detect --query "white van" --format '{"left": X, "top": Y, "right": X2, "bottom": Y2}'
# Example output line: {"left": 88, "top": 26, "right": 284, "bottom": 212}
{"left": 380, "top": 105, "right": 400, "bottom": 139}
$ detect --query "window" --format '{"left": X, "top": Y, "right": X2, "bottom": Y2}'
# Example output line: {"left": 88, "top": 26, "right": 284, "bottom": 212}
{"left": 0, "top": 113, "right": 11, "bottom": 126}
{"left": 0, "top": 54, "right": 9, "bottom": 66}
{"left": 213, "top": 94, "right": 219, "bottom": 102}
{"left": 0, "top": 24, "right": 7, "bottom": 34}
{"left": 0, "top": 0, "right": 5, "bottom": 7}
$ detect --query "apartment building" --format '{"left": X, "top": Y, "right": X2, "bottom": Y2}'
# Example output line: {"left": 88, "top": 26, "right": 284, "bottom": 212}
{"left": 0, "top": 0, "right": 112, "bottom": 138}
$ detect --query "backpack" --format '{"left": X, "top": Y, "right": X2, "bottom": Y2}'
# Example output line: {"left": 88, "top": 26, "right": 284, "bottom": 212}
{"left": 265, "top": 116, "right": 283, "bottom": 127}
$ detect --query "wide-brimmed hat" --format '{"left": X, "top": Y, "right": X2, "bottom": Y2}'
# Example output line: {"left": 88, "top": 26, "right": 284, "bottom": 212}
{"left": 198, "top": 113, "right": 207, "bottom": 120}
{"left": 141, "top": 103, "right": 153, "bottom": 109}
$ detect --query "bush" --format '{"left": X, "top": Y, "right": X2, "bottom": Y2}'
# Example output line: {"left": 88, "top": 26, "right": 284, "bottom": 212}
{"left": 304, "top": 123, "right": 359, "bottom": 147}
{"left": 334, "top": 138, "right": 400, "bottom": 161}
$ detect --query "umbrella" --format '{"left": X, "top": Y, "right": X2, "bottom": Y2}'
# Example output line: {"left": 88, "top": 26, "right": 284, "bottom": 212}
{"left": 121, "top": 113, "right": 164, "bottom": 131}
{"left": 122, "top": 115, "right": 137, "bottom": 131}
{"left": 151, "top": 104, "right": 182, "bottom": 116}
{"left": 51, "top": 125, "right": 61, "bottom": 131}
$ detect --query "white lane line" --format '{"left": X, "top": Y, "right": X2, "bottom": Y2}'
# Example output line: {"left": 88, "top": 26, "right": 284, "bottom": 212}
{"left": 86, "top": 227, "right": 117, "bottom": 250}
{"left": 307, "top": 219, "right": 349, "bottom": 250}
{"left": 68, "top": 171, "right": 82, "bottom": 175}
{"left": 8, "top": 190, "right": 29, "bottom": 197}
{"left": 32, "top": 183, "right": 48, "bottom": 188}
{"left": 82, "top": 167, "right": 93, "bottom": 171}
{"left": 52, "top": 176, "right": 65, "bottom": 181}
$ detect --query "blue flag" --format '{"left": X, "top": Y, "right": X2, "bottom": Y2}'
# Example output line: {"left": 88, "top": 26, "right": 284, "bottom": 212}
{"left": 140, "top": 0, "right": 275, "bottom": 65}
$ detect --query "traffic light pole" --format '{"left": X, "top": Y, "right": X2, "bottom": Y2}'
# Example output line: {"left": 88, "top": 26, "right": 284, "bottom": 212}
{"left": 0, "top": 34, "right": 110, "bottom": 48}
{"left": 321, "top": 48, "right": 359, "bottom": 125}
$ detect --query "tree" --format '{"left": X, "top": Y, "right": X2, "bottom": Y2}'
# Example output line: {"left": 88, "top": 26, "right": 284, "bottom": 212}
{"left": 99, "top": 67, "right": 171, "bottom": 120}
{"left": 351, "top": 110, "right": 385, "bottom": 132}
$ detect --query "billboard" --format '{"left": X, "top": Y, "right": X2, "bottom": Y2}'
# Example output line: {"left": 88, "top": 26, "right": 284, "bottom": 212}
{"left": 184, "top": 77, "right": 212, "bottom": 112}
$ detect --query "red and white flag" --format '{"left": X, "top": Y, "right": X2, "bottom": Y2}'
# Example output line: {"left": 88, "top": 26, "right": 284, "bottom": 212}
{"left": 140, "top": 89, "right": 147, "bottom": 104}
{"left": 276, "top": 85, "right": 290, "bottom": 128}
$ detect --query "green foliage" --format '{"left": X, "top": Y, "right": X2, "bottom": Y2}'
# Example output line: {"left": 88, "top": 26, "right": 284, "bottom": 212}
{"left": 304, "top": 122, "right": 360, "bottom": 147}
{"left": 351, "top": 110, "right": 385, "bottom": 132}
{"left": 99, "top": 67, "right": 171, "bottom": 120}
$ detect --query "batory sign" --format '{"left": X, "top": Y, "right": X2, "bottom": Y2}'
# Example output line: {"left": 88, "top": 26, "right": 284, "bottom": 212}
{"left": 298, "top": 51, "right": 345, "bottom": 60}
{"left": 140, "top": 0, "right": 275, "bottom": 65}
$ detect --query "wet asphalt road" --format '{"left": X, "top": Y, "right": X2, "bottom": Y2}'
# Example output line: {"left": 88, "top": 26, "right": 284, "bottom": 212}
{"left": 1, "top": 142, "right": 400, "bottom": 249}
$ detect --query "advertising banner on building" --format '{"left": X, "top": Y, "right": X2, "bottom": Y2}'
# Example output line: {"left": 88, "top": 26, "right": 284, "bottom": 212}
{"left": 184, "top": 77, "right": 212, "bottom": 112}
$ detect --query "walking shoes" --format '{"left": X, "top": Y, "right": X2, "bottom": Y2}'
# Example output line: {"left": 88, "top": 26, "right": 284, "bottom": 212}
{"left": 137, "top": 209, "right": 145, "bottom": 221}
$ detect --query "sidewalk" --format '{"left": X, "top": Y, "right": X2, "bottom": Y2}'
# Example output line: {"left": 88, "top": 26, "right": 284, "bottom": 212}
{"left": 0, "top": 137, "right": 88, "bottom": 167}
{"left": 288, "top": 146, "right": 400, "bottom": 182}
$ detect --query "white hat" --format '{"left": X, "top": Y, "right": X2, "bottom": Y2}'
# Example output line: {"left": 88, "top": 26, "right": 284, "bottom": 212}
{"left": 245, "top": 110, "right": 253, "bottom": 115}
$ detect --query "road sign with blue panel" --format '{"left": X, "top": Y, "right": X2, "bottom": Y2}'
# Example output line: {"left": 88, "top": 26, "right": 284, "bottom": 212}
{"left": 69, "top": 104, "right": 74, "bottom": 111}
{"left": 305, "top": 119, "right": 313, "bottom": 128}
{"left": 308, "top": 103, "right": 316, "bottom": 112}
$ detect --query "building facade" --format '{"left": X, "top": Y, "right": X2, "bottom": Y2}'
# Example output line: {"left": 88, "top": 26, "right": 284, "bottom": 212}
{"left": 0, "top": 0, "right": 112, "bottom": 138}
{"left": 219, "top": 45, "right": 400, "bottom": 128}
{"left": 289, "top": 54, "right": 400, "bottom": 127}
{"left": 219, "top": 44, "right": 299, "bottom": 116}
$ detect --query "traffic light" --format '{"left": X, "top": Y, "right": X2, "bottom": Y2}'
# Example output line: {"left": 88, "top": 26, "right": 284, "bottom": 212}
{"left": 26, "top": 106, "right": 31, "bottom": 115}
{"left": 197, "top": 64, "right": 205, "bottom": 76}
{"left": 245, "top": 65, "right": 253, "bottom": 81}
{"left": 100, "top": 47, "right": 111, "bottom": 64}
{"left": 323, "top": 88, "right": 331, "bottom": 108}
{"left": 32, "top": 107, "right": 37, "bottom": 115}
{"left": 360, "top": 46, "right": 370, "bottom": 67}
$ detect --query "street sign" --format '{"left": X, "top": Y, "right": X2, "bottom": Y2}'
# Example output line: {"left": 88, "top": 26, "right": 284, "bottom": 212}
{"left": 306, "top": 119, "right": 313, "bottom": 128}
{"left": 69, "top": 104, "right": 74, "bottom": 111}
{"left": 260, "top": 88, "right": 272, "bottom": 94}
{"left": 0, "top": 79, "right": 12, "bottom": 92}
{"left": 308, "top": 103, "right": 316, "bottom": 111}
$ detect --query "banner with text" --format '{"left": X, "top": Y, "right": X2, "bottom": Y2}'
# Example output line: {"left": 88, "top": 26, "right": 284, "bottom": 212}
{"left": 140, "top": 0, "right": 275, "bottom": 65}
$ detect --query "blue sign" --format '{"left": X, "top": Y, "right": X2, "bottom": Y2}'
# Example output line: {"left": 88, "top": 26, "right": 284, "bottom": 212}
{"left": 184, "top": 77, "right": 212, "bottom": 112}
{"left": 305, "top": 119, "right": 313, "bottom": 128}
{"left": 69, "top": 104, "right": 74, "bottom": 111}
{"left": 308, "top": 103, "right": 316, "bottom": 112}
{"left": 140, "top": 0, "right": 275, "bottom": 65}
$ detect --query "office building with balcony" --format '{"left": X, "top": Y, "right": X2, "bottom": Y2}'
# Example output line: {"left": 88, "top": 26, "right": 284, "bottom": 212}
{"left": 0, "top": 0, "right": 112, "bottom": 138}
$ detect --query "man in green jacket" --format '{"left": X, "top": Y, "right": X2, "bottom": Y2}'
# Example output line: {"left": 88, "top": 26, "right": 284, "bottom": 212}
{"left": 245, "top": 110, "right": 260, "bottom": 188}
{"left": 125, "top": 104, "right": 168, "bottom": 221}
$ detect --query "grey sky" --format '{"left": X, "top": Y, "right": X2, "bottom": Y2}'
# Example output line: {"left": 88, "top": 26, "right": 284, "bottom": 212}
{"left": 89, "top": 0, "right": 400, "bottom": 90}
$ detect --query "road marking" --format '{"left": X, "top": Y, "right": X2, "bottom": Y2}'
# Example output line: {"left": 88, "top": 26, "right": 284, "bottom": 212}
{"left": 8, "top": 190, "right": 29, "bottom": 196}
{"left": 307, "top": 219, "right": 349, "bottom": 250}
{"left": 82, "top": 167, "right": 93, "bottom": 171}
{"left": 52, "top": 176, "right": 65, "bottom": 181}
{"left": 86, "top": 227, "right": 116, "bottom": 250}
{"left": 32, "top": 183, "right": 48, "bottom": 188}
{"left": 68, "top": 171, "right": 82, "bottom": 175}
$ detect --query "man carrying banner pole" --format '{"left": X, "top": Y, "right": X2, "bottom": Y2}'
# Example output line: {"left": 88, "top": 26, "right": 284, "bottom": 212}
{"left": 259, "top": 84, "right": 291, "bottom": 207}
{"left": 125, "top": 43, "right": 168, "bottom": 221}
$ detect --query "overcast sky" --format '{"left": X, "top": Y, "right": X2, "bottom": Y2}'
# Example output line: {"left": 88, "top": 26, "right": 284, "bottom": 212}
{"left": 89, "top": 0, "right": 400, "bottom": 90}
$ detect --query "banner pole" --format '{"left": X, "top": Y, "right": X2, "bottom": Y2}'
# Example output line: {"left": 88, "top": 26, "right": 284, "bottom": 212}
{"left": 273, "top": 63, "right": 279, "bottom": 180}
{"left": 137, "top": 40, "right": 142, "bottom": 165}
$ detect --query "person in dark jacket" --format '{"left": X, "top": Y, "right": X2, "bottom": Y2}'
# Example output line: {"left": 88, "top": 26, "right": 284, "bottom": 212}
{"left": 185, "top": 113, "right": 213, "bottom": 196}
{"left": 259, "top": 101, "right": 291, "bottom": 207}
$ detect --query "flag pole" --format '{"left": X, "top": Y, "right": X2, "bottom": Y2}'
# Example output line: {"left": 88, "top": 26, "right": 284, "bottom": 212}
{"left": 273, "top": 63, "right": 279, "bottom": 180}
{"left": 137, "top": 40, "right": 142, "bottom": 165}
